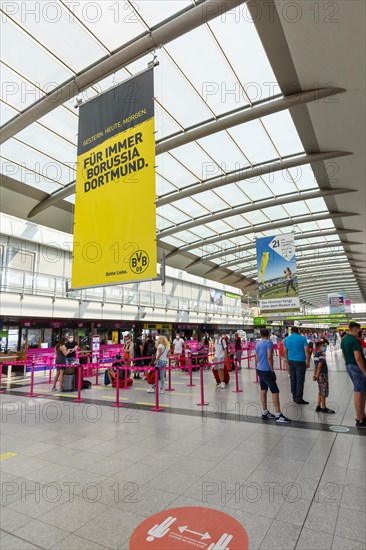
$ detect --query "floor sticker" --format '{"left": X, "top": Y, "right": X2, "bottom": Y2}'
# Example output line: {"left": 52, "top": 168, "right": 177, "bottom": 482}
{"left": 130, "top": 506, "right": 249, "bottom": 549}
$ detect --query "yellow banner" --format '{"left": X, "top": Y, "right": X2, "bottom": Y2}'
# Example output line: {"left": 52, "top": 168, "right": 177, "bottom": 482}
{"left": 72, "top": 70, "right": 156, "bottom": 288}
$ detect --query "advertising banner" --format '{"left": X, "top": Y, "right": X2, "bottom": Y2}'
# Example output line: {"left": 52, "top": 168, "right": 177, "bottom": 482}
{"left": 72, "top": 69, "right": 157, "bottom": 289}
{"left": 210, "top": 289, "right": 223, "bottom": 305}
{"left": 256, "top": 233, "right": 300, "bottom": 311}
{"left": 328, "top": 292, "right": 346, "bottom": 314}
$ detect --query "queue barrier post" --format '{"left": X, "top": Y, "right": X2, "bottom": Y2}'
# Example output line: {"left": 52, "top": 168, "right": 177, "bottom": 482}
{"left": 95, "top": 363, "right": 101, "bottom": 386}
{"left": 150, "top": 368, "right": 164, "bottom": 412}
{"left": 247, "top": 351, "right": 250, "bottom": 370}
{"left": 73, "top": 364, "right": 84, "bottom": 403}
{"left": 232, "top": 357, "right": 243, "bottom": 393}
{"left": 112, "top": 367, "right": 125, "bottom": 408}
{"left": 253, "top": 359, "right": 259, "bottom": 384}
{"left": 196, "top": 364, "right": 208, "bottom": 407}
{"left": 187, "top": 352, "right": 196, "bottom": 387}
{"left": 26, "top": 361, "right": 38, "bottom": 398}
{"left": 48, "top": 356, "right": 55, "bottom": 384}
{"left": 0, "top": 362, "right": 5, "bottom": 393}
{"left": 165, "top": 357, "right": 175, "bottom": 392}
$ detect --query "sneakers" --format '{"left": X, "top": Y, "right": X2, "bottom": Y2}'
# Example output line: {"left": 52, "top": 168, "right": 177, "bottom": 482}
{"left": 220, "top": 382, "right": 226, "bottom": 389}
{"left": 262, "top": 411, "right": 276, "bottom": 420}
{"left": 51, "top": 387, "right": 57, "bottom": 391}
{"left": 315, "top": 405, "right": 335, "bottom": 414}
{"left": 295, "top": 399, "right": 309, "bottom": 405}
{"left": 147, "top": 388, "right": 155, "bottom": 393}
{"left": 159, "top": 390, "right": 165, "bottom": 394}
{"left": 275, "top": 413, "right": 291, "bottom": 423}
{"left": 355, "top": 417, "right": 366, "bottom": 428}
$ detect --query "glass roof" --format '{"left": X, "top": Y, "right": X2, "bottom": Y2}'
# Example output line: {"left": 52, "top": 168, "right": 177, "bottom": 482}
{"left": 0, "top": 0, "right": 361, "bottom": 306}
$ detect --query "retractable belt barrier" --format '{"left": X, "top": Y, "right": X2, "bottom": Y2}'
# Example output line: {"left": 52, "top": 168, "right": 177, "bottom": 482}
{"left": 1, "top": 350, "right": 284, "bottom": 409}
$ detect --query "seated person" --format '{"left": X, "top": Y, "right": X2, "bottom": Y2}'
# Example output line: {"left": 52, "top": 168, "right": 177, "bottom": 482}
{"left": 104, "top": 353, "right": 129, "bottom": 386}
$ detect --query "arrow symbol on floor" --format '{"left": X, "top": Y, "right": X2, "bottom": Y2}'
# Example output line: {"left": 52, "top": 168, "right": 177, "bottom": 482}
{"left": 178, "top": 526, "right": 211, "bottom": 540}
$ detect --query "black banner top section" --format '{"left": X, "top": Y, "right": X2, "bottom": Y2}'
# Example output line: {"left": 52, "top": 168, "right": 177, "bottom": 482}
{"left": 77, "top": 69, "right": 154, "bottom": 155}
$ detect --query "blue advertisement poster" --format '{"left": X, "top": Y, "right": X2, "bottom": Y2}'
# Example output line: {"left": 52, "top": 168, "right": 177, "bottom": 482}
{"left": 256, "top": 233, "right": 300, "bottom": 311}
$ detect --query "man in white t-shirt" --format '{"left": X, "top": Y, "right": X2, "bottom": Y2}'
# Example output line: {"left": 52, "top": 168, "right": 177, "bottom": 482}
{"left": 270, "top": 333, "right": 278, "bottom": 356}
{"left": 172, "top": 332, "right": 186, "bottom": 368}
{"left": 214, "top": 333, "right": 228, "bottom": 389}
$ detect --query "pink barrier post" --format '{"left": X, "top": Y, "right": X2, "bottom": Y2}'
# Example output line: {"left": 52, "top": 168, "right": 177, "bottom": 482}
{"left": 187, "top": 353, "right": 196, "bottom": 387}
{"left": 232, "top": 357, "right": 243, "bottom": 393}
{"left": 165, "top": 357, "right": 175, "bottom": 392}
{"left": 48, "top": 356, "right": 54, "bottom": 384}
{"left": 112, "top": 367, "right": 124, "bottom": 408}
{"left": 150, "top": 369, "right": 164, "bottom": 412}
{"left": 253, "top": 360, "right": 259, "bottom": 384}
{"left": 95, "top": 363, "right": 101, "bottom": 386}
{"left": 279, "top": 353, "right": 283, "bottom": 370}
{"left": 247, "top": 352, "right": 250, "bottom": 369}
{"left": 73, "top": 365, "right": 84, "bottom": 403}
{"left": 196, "top": 365, "right": 208, "bottom": 406}
{"left": 26, "top": 362, "right": 38, "bottom": 398}
{"left": 0, "top": 363, "right": 5, "bottom": 394}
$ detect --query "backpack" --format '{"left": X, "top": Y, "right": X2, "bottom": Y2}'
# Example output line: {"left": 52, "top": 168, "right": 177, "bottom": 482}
{"left": 146, "top": 340, "right": 156, "bottom": 358}
{"left": 147, "top": 369, "right": 157, "bottom": 385}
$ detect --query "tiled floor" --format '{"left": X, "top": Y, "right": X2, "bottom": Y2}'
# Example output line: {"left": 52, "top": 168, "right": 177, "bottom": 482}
{"left": 1, "top": 345, "right": 365, "bottom": 549}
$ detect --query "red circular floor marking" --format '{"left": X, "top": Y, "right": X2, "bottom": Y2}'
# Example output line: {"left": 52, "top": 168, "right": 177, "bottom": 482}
{"left": 129, "top": 507, "right": 249, "bottom": 550}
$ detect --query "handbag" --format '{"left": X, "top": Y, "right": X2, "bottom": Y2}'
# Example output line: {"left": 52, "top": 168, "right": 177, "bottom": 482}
{"left": 147, "top": 370, "right": 157, "bottom": 385}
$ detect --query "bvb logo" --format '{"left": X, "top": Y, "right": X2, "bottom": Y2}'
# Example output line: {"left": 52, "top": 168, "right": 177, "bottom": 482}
{"left": 130, "top": 250, "right": 149, "bottom": 274}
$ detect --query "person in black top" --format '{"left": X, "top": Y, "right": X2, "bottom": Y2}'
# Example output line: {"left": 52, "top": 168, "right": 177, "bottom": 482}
{"left": 65, "top": 333, "right": 78, "bottom": 364}
{"left": 143, "top": 334, "right": 156, "bottom": 366}
{"left": 313, "top": 341, "right": 334, "bottom": 414}
{"left": 133, "top": 334, "right": 143, "bottom": 379}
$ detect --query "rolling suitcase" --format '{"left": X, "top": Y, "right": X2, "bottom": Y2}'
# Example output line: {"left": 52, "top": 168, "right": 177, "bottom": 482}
{"left": 212, "top": 367, "right": 230, "bottom": 384}
{"left": 62, "top": 373, "right": 76, "bottom": 391}
{"left": 112, "top": 377, "right": 133, "bottom": 388}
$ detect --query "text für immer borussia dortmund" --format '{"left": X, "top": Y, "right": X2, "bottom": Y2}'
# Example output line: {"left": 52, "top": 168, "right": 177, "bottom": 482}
{"left": 82, "top": 132, "right": 149, "bottom": 193}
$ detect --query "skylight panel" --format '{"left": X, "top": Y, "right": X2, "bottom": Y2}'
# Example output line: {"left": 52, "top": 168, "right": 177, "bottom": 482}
{"left": 261, "top": 110, "right": 304, "bottom": 157}
{"left": 166, "top": 26, "right": 249, "bottom": 115}
{"left": 2, "top": 19, "right": 72, "bottom": 87}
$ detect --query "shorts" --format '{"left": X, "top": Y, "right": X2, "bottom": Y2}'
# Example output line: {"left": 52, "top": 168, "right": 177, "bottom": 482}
{"left": 346, "top": 364, "right": 366, "bottom": 393}
{"left": 317, "top": 372, "right": 329, "bottom": 397}
{"left": 213, "top": 358, "right": 225, "bottom": 371}
{"left": 257, "top": 369, "right": 279, "bottom": 394}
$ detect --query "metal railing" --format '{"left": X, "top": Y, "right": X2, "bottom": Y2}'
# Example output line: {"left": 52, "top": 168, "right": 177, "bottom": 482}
{"left": 0, "top": 267, "right": 252, "bottom": 320}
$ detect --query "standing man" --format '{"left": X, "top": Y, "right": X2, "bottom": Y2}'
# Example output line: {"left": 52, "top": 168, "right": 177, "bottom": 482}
{"left": 255, "top": 328, "right": 291, "bottom": 423}
{"left": 65, "top": 333, "right": 78, "bottom": 365}
{"left": 214, "top": 332, "right": 228, "bottom": 389}
{"left": 172, "top": 332, "right": 186, "bottom": 368}
{"left": 270, "top": 332, "right": 278, "bottom": 356}
{"left": 341, "top": 322, "right": 366, "bottom": 427}
{"left": 284, "top": 326, "right": 310, "bottom": 404}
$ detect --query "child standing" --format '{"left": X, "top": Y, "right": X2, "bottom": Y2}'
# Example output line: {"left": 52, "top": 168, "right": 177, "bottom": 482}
{"left": 313, "top": 341, "right": 335, "bottom": 414}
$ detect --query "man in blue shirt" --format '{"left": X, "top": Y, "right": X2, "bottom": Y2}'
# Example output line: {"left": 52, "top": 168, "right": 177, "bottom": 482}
{"left": 284, "top": 327, "right": 310, "bottom": 404}
{"left": 255, "top": 328, "right": 291, "bottom": 423}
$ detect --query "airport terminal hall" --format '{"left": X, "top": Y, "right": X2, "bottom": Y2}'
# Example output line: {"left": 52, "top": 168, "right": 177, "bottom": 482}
{"left": 1, "top": 1, "right": 366, "bottom": 549}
